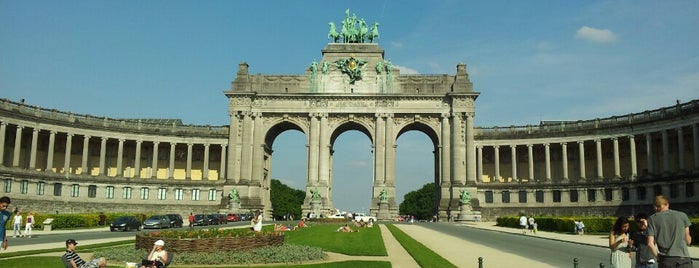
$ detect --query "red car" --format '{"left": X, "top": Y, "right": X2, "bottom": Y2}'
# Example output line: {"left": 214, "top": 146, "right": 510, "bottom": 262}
{"left": 227, "top": 213, "right": 239, "bottom": 222}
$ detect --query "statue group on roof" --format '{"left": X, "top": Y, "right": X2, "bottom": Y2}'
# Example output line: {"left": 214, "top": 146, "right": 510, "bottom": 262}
{"left": 328, "top": 9, "right": 379, "bottom": 43}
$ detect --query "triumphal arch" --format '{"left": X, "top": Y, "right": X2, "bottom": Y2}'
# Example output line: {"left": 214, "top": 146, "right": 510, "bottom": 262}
{"left": 224, "top": 12, "right": 479, "bottom": 219}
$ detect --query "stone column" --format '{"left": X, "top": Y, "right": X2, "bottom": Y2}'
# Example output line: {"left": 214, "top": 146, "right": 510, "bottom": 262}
{"left": 219, "top": 144, "right": 227, "bottom": 180}
{"left": 595, "top": 139, "right": 603, "bottom": 180}
{"left": 440, "top": 113, "right": 451, "bottom": 185}
{"left": 561, "top": 142, "right": 569, "bottom": 182}
{"left": 63, "top": 133, "right": 73, "bottom": 174}
{"left": 544, "top": 143, "right": 551, "bottom": 182}
{"left": 12, "top": 125, "right": 23, "bottom": 167}
{"left": 677, "top": 127, "right": 685, "bottom": 172}
{"left": 240, "top": 113, "right": 254, "bottom": 183}
{"left": 318, "top": 114, "right": 330, "bottom": 185}
{"left": 99, "top": 137, "right": 107, "bottom": 176}
{"left": 693, "top": 124, "right": 699, "bottom": 172}
{"left": 578, "top": 141, "right": 586, "bottom": 180}
{"left": 227, "top": 112, "right": 241, "bottom": 182}
{"left": 451, "top": 113, "right": 466, "bottom": 184}
{"left": 466, "top": 113, "right": 476, "bottom": 184}
{"left": 29, "top": 128, "right": 39, "bottom": 169}
{"left": 662, "top": 130, "right": 670, "bottom": 174}
{"left": 374, "top": 113, "right": 386, "bottom": 185}
{"left": 251, "top": 113, "right": 264, "bottom": 185}
{"left": 629, "top": 135, "right": 637, "bottom": 180}
{"left": 134, "top": 140, "right": 142, "bottom": 178}
{"left": 613, "top": 137, "right": 620, "bottom": 179}
{"left": 81, "top": 135, "right": 90, "bottom": 174}
{"left": 510, "top": 145, "right": 517, "bottom": 183}
{"left": 202, "top": 143, "right": 210, "bottom": 180}
{"left": 168, "top": 142, "right": 176, "bottom": 179}
{"left": 308, "top": 114, "right": 319, "bottom": 184}
{"left": 116, "top": 139, "right": 125, "bottom": 176}
{"left": 646, "top": 133, "right": 654, "bottom": 175}
{"left": 385, "top": 114, "right": 395, "bottom": 186}
{"left": 527, "top": 144, "right": 534, "bottom": 182}
{"left": 151, "top": 141, "right": 159, "bottom": 178}
{"left": 476, "top": 145, "right": 483, "bottom": 183}
{"left": 186, "top": 143, "right": 193, "bottom": 179}
{"left": 46, "top": 130, "right": 56, "bottom": 172}
{"left": 0, "top": 122, "right": 6, "bottom": 165}
{"left": 494, "top": 145, "right": 500, "bottom": 182}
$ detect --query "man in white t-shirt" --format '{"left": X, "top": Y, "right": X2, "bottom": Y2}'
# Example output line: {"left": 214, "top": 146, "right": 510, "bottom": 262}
{"left": 12, "top": 213, "right": 22, "bottom": 238}
{"left": 519, "top": 215, "right": 528, "bottom": 234}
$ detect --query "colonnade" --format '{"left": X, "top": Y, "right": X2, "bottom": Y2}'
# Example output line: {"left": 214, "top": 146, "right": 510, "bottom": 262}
{"left": 475, "top": 124, "right": 699, "bottom": 184}
{"left": 0, "top": 122, "right": 228, "bottom": 181}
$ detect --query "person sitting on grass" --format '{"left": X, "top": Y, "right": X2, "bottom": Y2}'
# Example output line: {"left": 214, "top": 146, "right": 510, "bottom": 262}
{"left": 297, "top": 218, "right": 309, "bottom": 228}
{"left": 62, "top": 239, "right": 107, "bottom": 268}
{"left": 336, "top": 223, "right": 355, "bottom": 233}
{"left": 141, "top": 239, "right": 168, "bottom": 268}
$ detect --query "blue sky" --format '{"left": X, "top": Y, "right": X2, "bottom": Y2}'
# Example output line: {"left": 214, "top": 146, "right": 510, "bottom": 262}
{"left": 2, "top": 1, "right": 698, "bottom": 214}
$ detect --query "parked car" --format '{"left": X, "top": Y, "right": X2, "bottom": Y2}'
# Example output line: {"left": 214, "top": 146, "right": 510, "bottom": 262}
{"left": 207, "top": 214, "right": 224, "bottom": 225}
{"left": 166, "top": 214, "right": 184, "bottom": 228}
{"left": 226, "top": 213, "right": 239, "bottom": 222}
{"left": 109, "top": 216, "right": 141, "bottom": 232}
{"left": 143, "top": 215, "right": 171, "bottom": 229}
{"left": 239, "top": 213, "right": 253, "bottom": 221}
{"left": 192, "top": 214, "right": 210, "bottom": 226}
{"left": 214, "top": 213, "right": 227, "bottom": 224}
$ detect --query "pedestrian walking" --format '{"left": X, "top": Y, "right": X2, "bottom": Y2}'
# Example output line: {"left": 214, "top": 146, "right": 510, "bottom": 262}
{"left": 647, "top": 195, "right": 692, "bottom": 268}
{"left": 12, "top": 211, "right": 22, "bottom": 238}
{"left": 0, "top": 196, "right": 11, "bottom": 251}
{"left": 24, "top": 212, "right": 34, "bottom": 238}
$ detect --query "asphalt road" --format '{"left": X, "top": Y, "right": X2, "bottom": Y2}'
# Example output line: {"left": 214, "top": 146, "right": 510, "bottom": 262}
{"left": 411, "top": 222, "right": 611, "bottom": 267}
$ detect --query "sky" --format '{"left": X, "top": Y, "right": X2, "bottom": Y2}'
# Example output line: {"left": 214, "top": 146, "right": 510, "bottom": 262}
{"left": 2, "top": 1, "right": 698, "bottom": 214}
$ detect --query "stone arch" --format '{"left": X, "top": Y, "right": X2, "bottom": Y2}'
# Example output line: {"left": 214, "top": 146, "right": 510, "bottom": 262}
{"left": 263, "top": 118, "right": 308, "bottom": 148}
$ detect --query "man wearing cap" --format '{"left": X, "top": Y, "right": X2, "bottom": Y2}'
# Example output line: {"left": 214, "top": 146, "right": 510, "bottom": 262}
{"left": 141, "top": 239, "right": 168, "bottom": 268}
{"left": 62, "top": 239, "right": 107, "bottom": 268}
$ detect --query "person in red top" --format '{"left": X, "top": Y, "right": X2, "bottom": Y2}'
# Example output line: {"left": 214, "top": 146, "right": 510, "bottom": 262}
{"left": 188, "top": 213, "right": 195, "bottom": 230}
{"left": 24, "top": 212, "right": 34, "bottom": 238}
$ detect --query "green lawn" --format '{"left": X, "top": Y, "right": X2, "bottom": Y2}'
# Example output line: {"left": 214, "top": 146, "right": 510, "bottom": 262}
{"left": 284, "top": 223, "right": 387, "bottom": 256}
{"left": 0, "top": 257, "right": 391, "bottom": 268}
{"left": 386, "top": 224, "right": 457, "bottom": 268}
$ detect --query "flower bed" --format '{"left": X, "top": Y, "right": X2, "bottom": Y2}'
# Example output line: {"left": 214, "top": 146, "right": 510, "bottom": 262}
{"left": 136, "top": 228, "right": 284, "bottom": 253}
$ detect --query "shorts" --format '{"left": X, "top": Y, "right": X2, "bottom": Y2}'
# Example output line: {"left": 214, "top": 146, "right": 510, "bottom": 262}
{"left": 79, "top": 257, "right": 104, "bottom": 268}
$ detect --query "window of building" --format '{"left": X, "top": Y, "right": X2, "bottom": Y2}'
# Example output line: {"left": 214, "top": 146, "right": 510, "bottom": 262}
{"left": 484, "top": 191, "right": 493, "bottom": 203}
{"left": 621, "top": 187, "right": 630, "bottom": 201}
{"left": 37, "top": 181, "right": 45, "bottom": 195}
{"left": 587, "top": 189, "right": 596, "bottom": 202}
{"left": 569, "top": 189, "right": 578, "bottom": 202}
{"left": 3, "top": 179, "right": 11, "bottom": 193}
{"left": 174, "top": 188, "right": 183, "bottom": 201}
{"left": 192, "top": 189, "right": 200, "bottom": 201}
{"left": 686, "top": 182, "right": 694, "bottom": 198}
{"left": 637, "top": 187, "right": 647, "bottom": 201}
{"left": 123, "top": 187, "right": 132, "bottom": 199}
{"left": 53, "top": 183, "right": 62, "bottom": 196}
{"left": 501, "top": 190, "right": 510, "bottom": 203}
{"left": 106, "top": 186, "right": 114, "bottom": 199}
{"left": 140, "top": 187, "right": 149, "bottom": 200}
{"left": 518, "top": 190, "right": 527, "bottom": 203}
{"left": 157, "top": 188, "right": 167, "bottom": 200}
{"left": 208, "top": 189, "right": 217, "bottom": 201}
{"left": 20, "top": 180, "right": 29, "bottom": 194}
{"left": 604, "top": 188, "right": 613, "bottom": 201}
{"left": 552, "top": 190, "right": 561, "bottom": 203}
{"left": 88, "top": 185, "right": 97, "bottom": 198}
{"left": 653, "top": 185, "right": 662, "bottom": 197}
{"left": 535, "top": 190, "right": 544, "bottom": 203}
{"left": 71, "top": 184, "right": 80, "bottom": 197}
{"left": 669, "top": 184, "right": 678, "bottom": 198}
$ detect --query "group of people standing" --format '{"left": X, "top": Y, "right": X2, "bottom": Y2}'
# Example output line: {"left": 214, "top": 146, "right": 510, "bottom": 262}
{"left": 608, "top": 195, "right": 693, "bottom": 268}
{"left": 518, "top": 215, "right": 538, "bottom": 234}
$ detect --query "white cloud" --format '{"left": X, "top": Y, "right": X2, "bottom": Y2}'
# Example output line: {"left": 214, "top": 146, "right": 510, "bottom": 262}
{"left": 393, "top": 64, "right": 419, "bottom": 74}
{"left": 575, "top": 26, "right": 619, "bottom": 43}
{"left": 390, "top": 41, "right": 403, "bottom": 48}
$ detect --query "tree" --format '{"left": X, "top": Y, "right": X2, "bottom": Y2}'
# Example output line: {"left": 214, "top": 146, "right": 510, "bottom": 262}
{"left": 270, "top": 179, "right": 305, "bottom": 220}
{"left": 398, "top": 182, "right": 436, "bottom": 220}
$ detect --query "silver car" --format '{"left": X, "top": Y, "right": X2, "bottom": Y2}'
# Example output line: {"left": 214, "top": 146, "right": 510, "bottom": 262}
{"left": 142, "top": 215, "right": 170, "bottom": 229}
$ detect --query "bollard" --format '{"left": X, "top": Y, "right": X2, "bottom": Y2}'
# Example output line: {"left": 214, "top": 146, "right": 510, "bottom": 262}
{"left": 478, "top": 257, "right": 483, "bottom": 268}
{"left": 573, "top": 258, "right": 578, "bottom": 268}
{"left": 599, "top": 263, "right": 605, "bottom": 268}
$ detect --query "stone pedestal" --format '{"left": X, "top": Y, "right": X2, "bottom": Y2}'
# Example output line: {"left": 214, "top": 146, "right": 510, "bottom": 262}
{"left": 457, "top": 203, "right": 481, "bottom": 221}
{"left": 377, "top": 201, "right": 390, "bottom": 220}
{"left": 310, "top": 200, "right": 322, "bottom": 216}
{"left": 229, "top": 202, "right": 240, "bottom": 212}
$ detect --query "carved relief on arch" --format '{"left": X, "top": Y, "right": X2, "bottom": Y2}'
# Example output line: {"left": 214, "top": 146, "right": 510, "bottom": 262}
{"left": 452, "top": 96, "right": 475, "bottom": 108}
{"left": 231, "top": 97, "right": 253, "bottom": 106}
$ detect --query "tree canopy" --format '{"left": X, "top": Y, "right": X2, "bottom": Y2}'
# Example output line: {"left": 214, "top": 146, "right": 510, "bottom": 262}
{"left": 270, "top": 179, "right": 305, "bottom": 220}
{"left": 398, "top": 182, "right": 436, "bottom": 220}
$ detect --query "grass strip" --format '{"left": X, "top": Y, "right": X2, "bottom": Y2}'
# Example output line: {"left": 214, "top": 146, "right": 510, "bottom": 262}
{"left": 385, "top": 224, "right": 457, "bottom": 268}
{"left": 0, "top": 239, "right": 133, "bottom": 259}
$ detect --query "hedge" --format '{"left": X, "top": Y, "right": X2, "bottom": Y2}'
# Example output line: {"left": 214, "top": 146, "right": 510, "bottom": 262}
{"left": 3, "top": 212, "right": 149, "bottom": 230}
